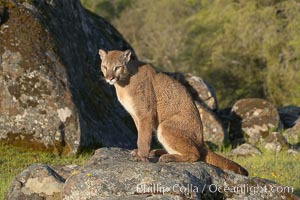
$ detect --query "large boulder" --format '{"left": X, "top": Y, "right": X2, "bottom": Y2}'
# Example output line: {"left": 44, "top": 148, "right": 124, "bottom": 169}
{"left": 166, "top": 72, "right": 218, "bottom": 110}
{"left": 195, "top": 102, "right": 225, "bottom": 145}
{"left": 230, "top": 143, "right": 262, "bottom": 157}
{"left": 6, "top": 148, "right": 298, "bottom": 199}
{"left": 0, "top": 0, "right": 136, "bottom": 154}
{"left": 229, "top": 98, "right": 281, "bottom": 146}
{"left": 263, "top": 132, "right": 289, "bottom": 152}
{"left": 0, "top": 0, "right": 224, "bottom": 153}
{"left": 283, "top": 118, "right": 300, "bottom": 145}
{"left": 5, "top": 163, "right": 79, "bottom": 200}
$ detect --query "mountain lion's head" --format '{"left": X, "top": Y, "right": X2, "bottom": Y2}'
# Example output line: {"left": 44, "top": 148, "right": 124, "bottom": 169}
{"left": 99, "top": 49, "right": 131, "bottom": 85}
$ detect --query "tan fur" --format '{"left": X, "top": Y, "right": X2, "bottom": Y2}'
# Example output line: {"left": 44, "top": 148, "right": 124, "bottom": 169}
{"left": 99, "top": 49, "right": 248, "bottom": 176}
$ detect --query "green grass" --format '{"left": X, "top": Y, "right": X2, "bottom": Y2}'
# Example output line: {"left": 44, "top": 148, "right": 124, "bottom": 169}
{"left": 0, "top": 144, "right": 299, "bottom": 198}
{"left": 227, "top": 148, "right": 300, "bottom": 197}
{"left": 0, "top": 143, "right": 92, "bottom": 199}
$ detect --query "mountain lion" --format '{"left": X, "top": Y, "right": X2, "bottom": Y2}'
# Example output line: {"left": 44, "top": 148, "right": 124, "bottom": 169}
{"left": 99, "top": 49, "right": 248, "bottom": 176}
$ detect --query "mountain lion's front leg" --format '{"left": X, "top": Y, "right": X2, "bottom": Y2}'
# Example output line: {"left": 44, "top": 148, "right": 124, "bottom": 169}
{"left": 131, "top": 117, "right": 153, "bottom": 162}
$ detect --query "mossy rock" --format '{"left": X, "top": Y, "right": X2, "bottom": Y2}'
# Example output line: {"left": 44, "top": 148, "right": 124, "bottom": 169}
{"left": 0, "top": 0, "right": 136, "bottom": 154}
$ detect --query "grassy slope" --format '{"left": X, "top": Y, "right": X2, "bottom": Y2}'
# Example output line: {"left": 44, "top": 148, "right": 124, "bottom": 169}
{"left": 0, "top": 144, "right": 91, "bottom": 199}
{"left": 230, "top": 148, "right": 300, "bottom": 196}
{"left": 0, "top": 144, "right": 299, "bottom": 198}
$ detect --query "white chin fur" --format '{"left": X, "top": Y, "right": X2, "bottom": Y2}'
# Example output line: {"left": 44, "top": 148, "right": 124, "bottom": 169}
{"left": 106, "top": 79, "right": 116, "bottom": 85}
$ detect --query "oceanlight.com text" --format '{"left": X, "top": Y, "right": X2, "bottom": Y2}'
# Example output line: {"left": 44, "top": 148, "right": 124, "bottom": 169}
{"left": 136, "top": 183, "right": 294, "bottom": 196}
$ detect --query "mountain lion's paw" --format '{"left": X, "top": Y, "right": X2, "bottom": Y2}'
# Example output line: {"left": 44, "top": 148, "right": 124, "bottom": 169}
{"left": 131, "top": 149, "right": 149, "bottom": 162}
{"left": 158, "top": 154, "right": 174, "bottom": 162}
{"left": 133, "top": 155, "right": 149, "bottom": 162}
{"left": 131, "top": 149, "right": 138, "bottom": 157}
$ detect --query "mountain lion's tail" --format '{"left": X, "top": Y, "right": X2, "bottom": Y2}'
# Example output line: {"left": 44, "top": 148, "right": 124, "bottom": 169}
{"left": 201, "top": 148, "right": 248, "bottom": 176}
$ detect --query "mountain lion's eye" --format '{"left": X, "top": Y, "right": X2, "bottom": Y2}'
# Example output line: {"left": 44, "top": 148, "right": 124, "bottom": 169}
{"left": 102, "top": 66, "right": 107, "bottom": 71}
{"left": 114, "top": 66, "right": 122, "bottom": 72}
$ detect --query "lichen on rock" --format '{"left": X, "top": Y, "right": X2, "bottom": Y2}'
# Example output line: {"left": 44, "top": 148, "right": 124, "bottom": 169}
{"left": 0, "top": 0, "right": 137, "bottom": 154}
{"left": 6, "top": 148, "right": 298, "bottom": 200}
{"left": 229, "top": 98, "right": 281, "bottom": 146}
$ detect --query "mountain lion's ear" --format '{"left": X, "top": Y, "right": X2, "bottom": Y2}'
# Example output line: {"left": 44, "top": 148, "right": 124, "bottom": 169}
{"left": 123, "top": 49, "right": 131, "bottom": 63}
{"left": 99, "top": 49, "right": 106, "bottom": 60}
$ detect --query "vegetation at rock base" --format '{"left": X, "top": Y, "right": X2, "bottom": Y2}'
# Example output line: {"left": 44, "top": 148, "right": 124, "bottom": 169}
{"left": 0, "top": 143, "right": 299, "bottom": 198}
{"left": 230, "top": 147, "right": 300, "bottom": 196}
{"left": 0, "top": 143, "right": 91, "bottom": 199}
{"left": 81, "top": 0, "right": 300, "bottom": 108}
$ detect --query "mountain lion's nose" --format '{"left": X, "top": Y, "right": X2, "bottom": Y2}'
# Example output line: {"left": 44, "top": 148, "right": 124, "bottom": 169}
{"left": 107, "top": 76, "right": 115, "bottom": 81}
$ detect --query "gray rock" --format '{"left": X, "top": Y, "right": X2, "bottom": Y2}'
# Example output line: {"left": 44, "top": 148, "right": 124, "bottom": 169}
{"left": 6, "top": 148, "right": 299, "bottom": 199}
{"left": 195, "top": 102, "right": 225, "bottom": 145}
{"left": 51, "top": 164, "right": 80, "bottom": 180}
{"left": 283, "top": 118, "right": 300, "bottom": 145}
{"left": 0, "top": 0, "right": 136, "bottom": 154}
{"left": 59, "top": 148, "right": 296, "bottom": 200}
{"left": 229, "top": 98, "right": 280, "bottom": 145}
{"left": 5, "top": 164, "right": 65, "bottom": 200}
{"left": 231, "top": 143, "right": 262, "bottom": 156}
{"left": 288, "top": 148, "right": 299, "bottom": 155}
{"left": 263, "top": 132, "right": 289, "bottom": 152}
{"left": 0, "top": 0, "right": 224, "bottom": 153}
{"left": 166, "top": 72, "right": 218, "bottom": 110}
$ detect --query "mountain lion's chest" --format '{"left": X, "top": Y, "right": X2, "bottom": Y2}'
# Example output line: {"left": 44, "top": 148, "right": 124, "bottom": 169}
{"left": 115, "top": 88, "right": 137, "bottom": 118}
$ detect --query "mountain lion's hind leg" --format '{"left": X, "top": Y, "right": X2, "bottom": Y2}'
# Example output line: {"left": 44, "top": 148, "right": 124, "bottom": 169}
{"left": 156, "top": 121, "right": 200, "bottom": 162}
